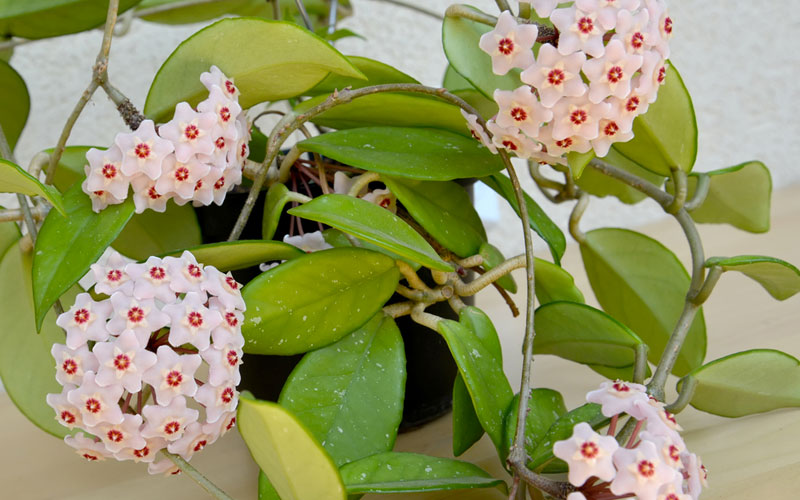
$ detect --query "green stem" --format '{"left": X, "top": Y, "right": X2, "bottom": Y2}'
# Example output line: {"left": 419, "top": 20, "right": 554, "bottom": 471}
{"left": 0, "top": 122, "right": 38, "bottom": 241}
{"left": 647, "top": 301, "right": 700, "bottom": 402}
{"left": 519, "top": 2, "right": 531, "bottom": 19}
{"left": 135, "top": 0, "right": 230, "bottom": 18}
{"left": 374, "top": 0, "right": 442, "bottom": 20}
{"left": 568, "top": 193, "right": 589, "bottom": 244}
{"left": 445, "top": 4, "right": 497, "bottom": 25}
{"left": 495, "top": 0, "right": 512, "bottom": 13}
{"left": 293, "top": 0, "right": 314, "bottom": 30}
{"left": 455, "top": 254, "right": 525, "bottom": 296}
{"left": 161, "top": 451, "right": 235, "bottom": 500}
{"left": 633, "top": 343, "right": 649, "bottom": 385}
{"left": 666, "top": 375, "right": 698, "bottom": 414}
{"left": 664, "top": 168, "right": 687, "bottom": 214}
{"left": 684, "top": 173, "right": 710, "bottom": 211}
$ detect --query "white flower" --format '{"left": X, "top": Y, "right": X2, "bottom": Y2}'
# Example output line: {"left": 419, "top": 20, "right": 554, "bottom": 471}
{"left": 67, "top": 371, "right": 125, "bottom": 427}
{"left": 486, "top": 120, "right": 542, "bottom": 160}
{"left": 83, "top": 185, "right": 125, "bottom": 212}
{"left": 551, "top": 6, "right": 607, "bottom": 58}
{"left": 94, "top": 414, "right": 146, "bottom": 453}
{"left": 575, "top": 0, "right": 642, "bottom": 31}
{"left": 114, "top": 437, "right": 165, "bottom": 463}
{"left": 52, "top": 343, "right": 98, "bottom": 385}
{"left": 195, "top": 382, "right": 238, "bottom": 424}
{"left": 591, "top": 118, "right": 634, "bottom": 156}
{"left": 613, "top": 7, "right": 653, "bottom": 54}
{"left": 155, "top": 155, "right": 211, "bottom": 200}
{"left": 131, "top": 175, "right": 171, "bottom": 214}
{"left": 634, "top": 51, "right": 667, "bottom": 103}
{"left": 115, "top": 120, "right": 174, "bottom": 180}
{"left": 657, "top": 482, "right": 692, "bottom": 500}
{"left": 164, "top": 251, "right": 206, "bottom": 295}
{"left": 200, "top": 65, "right": 239, "bottom": 100}
{"left": 141, "top": 395, "right": 199, "bottom": 442}
{"left": 93, "top": 329, "right": 157, "bottom": 393}
{"left": 158, "top": 102, "right": 218, "bottom": 163}
{"left": 166, "top": 422, "right": 218, "bottom": 459}
{"left": 65, "top": 433, "right": 113, "bottom": 462}
{"left": 640, "top": 431, "right": 685, "bottom": 470}
{"left": 46, "top": 385, "right": 83, "bottom": 429}
{"left": 611, "top": 440, "right": 678, "bottom": 500}
{"left": 538, "top": 124, "right": 592, "bottom": 157}
{"left": 201, "top": 343, "right": 243, "bottom": 387}
{"left": 88, "top": 250, "right": 135, "bottom": 296}
{"left": 84, "top": 146, "right": 129, "bottom": 200}
{"left": 148, "top": 458, "right": 182, "bottom": 476}
{"left": 531, "top": 0, "right": 560, "bottom": 18}
{"left": 681, "top": 452, "right": 708, "bottom": 499}
{"left": 141, "top": 345, "right": 202, "bottom": 405}
{"left": 551, "top": 97, "right": 612, "bottom": 141}
{"left": 162, "top": 291, "right": 222, "bottom": 351}
{"left": 198, "top": 86, "right": 242, "bottom": 141}
{"left": 460, "top": 110, "right": 497, "bottom": 153}
{"left": 126, "top": 256, "right": 177, "bottom": 304}
{"left": 554, "top": 422, "right": 619, "bottom": 486}
{"left": 362, "top": 188, "right": 397, "bottom": 212}
{"left": 56, "top": 293, "right": 113, "bottom": 350}
{"left": 586, "top": 380, "right": 650, "bottom": 418}
{"left": 283, "top": 231, "right": 333, "bottom": 253}
{"left": 582, "top": 39, "right": 643, "bottom": 103}
{"left": 107, "top": 293, "right": 170, "bottom": 340}
{"left": 520, "top": 44, "right": 587, "bottom": 108}
{"left": 566, "top": 493, "right": 588, "bottom": 500}
{"left": 478, "top": 11, "right": 538, "bottom": 75}
{"left": 202, "top": 411, "right": 237, "bottom": 439}
{"left": 494, "top": 86, "right": 553, "bottom": 138}
{"left": 209, "top": 299, "right": 245, "bottom": 348}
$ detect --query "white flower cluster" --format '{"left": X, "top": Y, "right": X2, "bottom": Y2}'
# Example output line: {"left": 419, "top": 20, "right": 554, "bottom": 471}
{"left": 46, "top": 250, "right": 245, "bottom": 475}
{"left": 554, "top": 381, "right": 707, "bottom": 500}
{"left": 467, "top": 0, "right": 672, "bottom": 163}
{"left": 82, "top": 66, "right": 250, "bottom": 214}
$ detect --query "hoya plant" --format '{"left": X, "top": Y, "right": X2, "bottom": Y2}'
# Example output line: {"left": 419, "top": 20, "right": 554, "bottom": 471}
{"left": 0, "top": 0, "right": 797, "bottom": 499}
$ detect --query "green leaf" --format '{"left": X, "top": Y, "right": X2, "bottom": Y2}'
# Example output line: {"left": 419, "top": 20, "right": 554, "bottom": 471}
{"left": 502, "top": 389, "right": 567, "bottom": 464}
{"left": 534, "top": 301, "right": 645, "bottom": 370}
{"left": 137, "top": 0, "right": 268, "bottom": 25}
{"left": 164, "top": 240, "right": 304, "bottom": 271}
{"left": 705, "top": 255, "right": 800, "bottom": 301}
{"left": 382, "top": 177, "right": 486, "bottom": 257}
{"left": 258, "top": 471, "right": 281, "bottom": 500}
{"left": 0, "top": 59, "right": 28, "bottom": 150}
{"left": 0, "top": 0, "right": 141, "bottom": 39}
{"left": 534, "top": 258, "right": 585, "bottom": 305}
{"left": 580, "top": 228, "right": 706, "bottom": 376}
{"left": 613, "top": 64, "right": 697, "bottom": 175}
{"left": 452, "top": 89, "right": 499, "bottom": 121}
{"left": 297, "top": 126, "right": 505, "bottom": 181}
{"left": 528, "top": 403, "right": 607, "bottom": 471}
{"left": 567, "top": 150, "right": 595, "bottom": 180}
{"left": 48, "top": 145, "right": 92, "bottom": 191}
{"left": 671, "top": 161, "right": 772, "bottom": 233}
{"left": 577, "top": 147, "right": 666, "bottom": 205}
{"left": 442, "top": 5, "right": 520, "bottom": 99}
{"left": 452, "top": 374, "right": 484, "bottom": 456}
{"left": 279, "top": 313, "right": 405, "bottom": 466}
{"left": 323, "top": 228, "right": 421, "bottom": 271}
{"left": 438, "top": 313, "right": 513, "bottom": 454}
{"left": 443, "top": 64, "right": 472, "bottom": 91}
{"left": 478, "top": 242, "right": 516, "bottom": 294}
{"left": 33, "top": 184, "right": 134, "bottom": 330}
{"left": 307, "top": 55, "right": 419, "bottom": 95}
{"left": 111, "top": 204, "right": 201, "bottom": 260}
{"left": 144, "top": 17, "right": 365, "bottom": 121}
{"left": 294, "top": 93, "right": 470, "bottom": 137}
{"left": 339, "top": 452, "right": 506, "bottom": 494}
{"left": 480, "top": 173, "right": 566, "bottom": 265}
{"left": 242, "top": 247, "right": 399, "bottom": 355}
{"left": 289, "top": 194, "right": 452, "bottom": 271}
{"left": 686, "top": 349, "right": 800, "bottom": 417}
{"left": 0, "top": 158, "right": 65, "bottom": 215}
{"left": 238, "top": 397, "right": 347, "bottom": 500}
{"left": 0, "top": 239, "right": 79, "bottom": 438}
{"left": 261, "top": 182, "right": 291, "bottom": 240}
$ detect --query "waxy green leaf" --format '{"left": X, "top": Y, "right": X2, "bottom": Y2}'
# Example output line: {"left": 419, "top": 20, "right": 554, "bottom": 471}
{"left": 382, "top": 177, "right": 486, "bottom": 257}
{"left": 581, "top": 228, "right": 706, "bottom": 376}
{"left": 0, "top": 238, "right": 79, "bottom": 438}
{"left": 258, "top": 472, "right": 281, "bottom": 500}
{"left": 165, "top": 240, "right": 304, "bottom": 271}
{"left": 289, "top": 194, "right": 452, "bottom": 271}
{"left": 534, "top": 258, "right": 585, "bottom": 305}
{"left": 0, "top": 0, "right": 141, "bottom": 39}
{"left": 0, "top": 158, "right": 65, "bottom": 215}
{"left": 614, "top": 64, "right": 697, "bottom": 175}
{"left": 280, "top": 313, "right": 405, "bottom": 466}
{"left": 578, "top": 147, "right": 666, "bottom": 204}
{"left": 0, "top": 59, "right": 29, "bottom": 150}
{"left": 307, "top": 55, "right": 419, "bottom": 95}
{"left": 136, "top": 0, "right": 269, "bottom": 25}
{"left": 481, "top": 173, "right": 566, "bottom": 265}
{"left": 297, "top": 126, "right": 505, "bottom": 181}
{"left": 33, "top": 184, "right": 134, "bottom": 330}
{"left": 706, "top": 255, "right": 800, "bottom": 301}
{"left": 442, "top": 6, "right": 520, "bottom": 99}
{"left": 242, "top": 247, "right": 399, "bottom": 355}
{"left": 686, "top": 349, "right": 800, "bottom": 417}
{"left": 568, "top": 151, "right": 595, "bottom": 180}
{"left": 528, "top": 403, "right": 607, "bottom": 471}
{"left": 340, "top": 452, "right": 506, "bottom": 494}
{"left": 238, "top": 397, "right": 346, "bottom": 500}
{"left": 671, "top": 161, "right": 772, "bottom": 233}
{"left": 261, "top": 182, "right": 291, "bottom": 240}
{"left": 478, "top": 242, "right": 516, "bottom": 294}
{"left": 144, "top": 18, "right": 365, "bottom": 121}
{"left": 502, "top": 389, "right": 567, "bottom": 464}
{"left": 323, "top": 228, "right": 421, "bottom": 271}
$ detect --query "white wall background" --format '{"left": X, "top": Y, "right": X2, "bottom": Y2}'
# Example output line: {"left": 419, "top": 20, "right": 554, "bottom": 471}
{"left": 8, "top": 0, "right": 800, "bottom": 257}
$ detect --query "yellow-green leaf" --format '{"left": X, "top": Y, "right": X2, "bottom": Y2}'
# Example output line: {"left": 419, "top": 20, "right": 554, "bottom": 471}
{"left": 0, "top": 158, "right": 65, "bottom": 215}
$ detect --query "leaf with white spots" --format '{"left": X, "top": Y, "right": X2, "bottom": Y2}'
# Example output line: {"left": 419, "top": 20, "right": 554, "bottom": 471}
{"left": 238, "top": 396, "right": 346, "bottom": 500}
{"left": 339, "top": 452, "right": 506, "bottom": 494}
{"left": 241, "top": 247, "right": 399, "bottom": 355}
{"left": 279, "top": 313, "right": 405, "bottom": 466}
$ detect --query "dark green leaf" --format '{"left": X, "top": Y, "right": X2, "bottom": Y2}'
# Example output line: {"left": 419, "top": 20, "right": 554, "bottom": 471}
{"left": 481, "top": 173, "right": 566, "bottom": 265}
{"left": 442, "top": 5, "right": 520, "bottom": 99}
{"left": 258, "top": 471, "right": 281, "bottom": 500}
{"left": 0, "top": 0, "right": 141, "bottom": 39}
{"left": 478, "top": 242, "right": 516, "bottom": 293}
{"left": 294, "top": 93, "right": 470, "bottom": 137}
{"left": 382, "top": 177, "right": 486, "bottom": 257}
{"left": 323, "top": 228, "right": 421, "bottom": 271}
{"left": 238, "top": 397, "right": 347, "bottom": 500}
{"left": 528, "top": 403, "right": 607, "bottom": 471}
{"left": 452, "top": 374, "right": 484, "bottom": 456}
{"left": 164, "top": 240, "right": 304, "bottom": 271}
{"left": 0, "top": 59, "right": 28, "bottom": 150}
{"left": 136, "top": 0, "right": 261, "bottom": 25}
{"left": 289, "top": 194, "right": 452, "bottom": 271}
{"left": 297, "top": 126, "right": 505, "bottom": 181}
{"left": 580, "top": 228, "right": 706, "bottom": 376}
{"left": 0, "top": 158, "right": 65, "bottom": 215}
{"left": 502, "top": 389, "right": 567, "bottom": 464}
{"left": 307, "top": 55, "right": 419, "bottom": 95}
{"left": 33, "top": 184, "right": 134, "bottom": 330}
{"left": 686, "top": 349, "right": 800, "bottom": 417}
{"left": 241, "top": 247, "right": 399, "bottom": 354}
{"left": 262, "top": 182, "right": 291, "bottom": 240}
{"left": 340, "top": 452, "right": 506, "bottom": 494}
{"left": 534, "top": 258, "right": 584, "bottom": 305}
{"left": 144, "top": 18, "right": 365, "bottom": 121}
{"left": 577, "top": 147, "right": 666, "bottom": 204}
{"left": 706, "top": 255, "right": 800, "bottom": 301}
{"left": 279, "top": 313, "right": 405, "bottom": 466}
{"left": 614, "top": 64, "right": 697, "bottom": 175}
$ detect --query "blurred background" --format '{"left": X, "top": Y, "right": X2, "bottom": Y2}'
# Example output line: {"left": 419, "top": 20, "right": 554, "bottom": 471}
{"left": 8, "top": 0, "right": 799, "bottom": 256}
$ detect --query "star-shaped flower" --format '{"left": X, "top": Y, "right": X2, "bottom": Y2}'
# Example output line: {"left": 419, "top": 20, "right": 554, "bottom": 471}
{"left": 202, "top": 411, "right": 237, "bottom": 439}
{"left": 591, "top": 118, "right": 634, "bottom": 156}
{"left": 582, "top": 40, "right": 643, "bottom": 103}
{"left": 575, "top": 0, "right": 642, "bottom": 31}
{"left": 164, "top": 251, "right": 206, "bottom": 295}
{"left": 167, "top": 422, "right": 219, "bottom": 460}
{"left": 141, "top": 395, "right": 199, "bottom": 442}
{"left": 190, "top": 166, "right": 224, "bottom": 206}
{"left": 586, "top": 380, "right": 650, "bottom": 417}
{"left": 115, "top": 119, "right": 174, "bottom": 180}
{"left": 200, "top": 65, "right": 239, "bottom": 100}
{"left": 162, "top": 291, "right": 222, "bottom": 351}
{"left": 553, "top": 421, "right": 619, "bottom": 486}
{"left": 107, "top": 293, "right": 170, "bottom": 340}
{"left": 93, "top": 329, "right": 158, "bottom": 393}
{"left": 155, "top": 154, "right": 211, "bottom": 201}
{"left": 83, "top": 185, "right": 125, "bottom": 212}
{"left": 520, "top": 44, "right": 587, "bottom": 108}
{"left": 67, "top": 371, "right": 125, "bottom": 427}
{"left": 611, "top": 440, "right": 678, "bottom": 500}
{"left": 551, "top": 6, "right": 607, "bottom": 57}
{"left": 158, "top": 102, "right": 218, "bottom": 163}
{"left": 46, "top": 385, "right": 84, "bottom": 430}
{"left": 362, "top": 188, "right": 397, "bottom": 212}
{"left": 607, "top": 93, "right": 650, "bottom": 132}
{"left": 197, "top": 86, "right": 243, "bottom": 141}
{"left": 657, "top": 482, "right": 692, "bottom": 500}
{"left": 486, "top": 120, "right": 543, "bottom": 160}
{"left": 94, "top": 413, "right": 146, "bottom": 453}
{"left": 681, "top": 451, "right": 708, "bottom": 499}
{"left": 537, "top": 123, "right": 592, "bottom": 157}
{"left": 56, "top": 293, "right": 113, "bottom": 350}
{"left": 531, "top": 0, "right": 560, "bottom": 18}
{"left": 613, "top": 7, "right": 653, "bottom": 55}
{"left": 634, "top": 51, "right": 667, "bottom": 103}
{"left": 114, "top": 437, "right": 166, "bottom": 463}
{"left": 639, "top": 431, "right": 685, "bottom": 471}
{"left": 202, "top": 268, "right": 246, "bottom": 311}
{"left": 85, "top": 249, "right": 135, "bottom": 295}
{"left": 195, "top": 382, "right": 239, "bottom": 424}
{"left": 126, "top": 256, "right": 177, "bottom": 304}
{"left": 202, "top": 343, "right": 243, "bottom": 386}
{"left": 131, "top": 175, "right": 171, "bottom": 214}
{"left": 209, "top": 298, "right": 245, "bottom": 349}
{"left": 52, "top": 343, "right": 98, "bottom": 386}
{"left": 65, "top": 432, "right": 112, "bottom": 462}
{"left": 460, "top": 110, "right": 497, "bottom": 153}
{"left": 478, "top": 11, "right": 538, "bottom": 75}
{"left": 494, "top": 86, "right": 553, "bottom": 138}
{"left": 142, "top": 345, "right": 202, "bottom": 405}
{"left": 148, "top": 458, "right": 182, "bottom": 476}
{"left": 84, "top": 145, "right": 130, "bottom": 200}
{"left": 551, "top": 97, "right": 612, "bottom": 141}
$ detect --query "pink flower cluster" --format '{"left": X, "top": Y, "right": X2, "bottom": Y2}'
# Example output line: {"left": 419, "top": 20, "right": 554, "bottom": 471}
{"left": 82, "top": 66, "right": 250, "bottom": 213}
{"left": 554, "top": 381, "right": 707, "bottom": 500}
{"left": 468, "top": 0, "right": 672, "bottom": 162}
{"left": 46, "top": 250, "right": 245, "bottom": 475}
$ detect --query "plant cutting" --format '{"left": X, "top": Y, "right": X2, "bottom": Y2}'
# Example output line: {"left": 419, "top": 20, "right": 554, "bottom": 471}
{"left": 0, "top": 0, "right": 798, "bottom": 499}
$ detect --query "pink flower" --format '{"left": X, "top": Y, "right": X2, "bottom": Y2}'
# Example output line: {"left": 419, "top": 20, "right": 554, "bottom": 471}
{"left": 567, "top": 493, "right": 588, "bottom": 500}
{"left": 56, "top": 293, "right": 113, "bottom": 350}
{"left": 141, "top": 345, "right": 202, "bottom": 405}
{"left": 197, "top": 86, "right": 243, "bottom": 141}
{"left": 611, "top": 440, "right": 677, "bottom": 500}
{"left": 131, "top": 175, "right": 171, "bottom": 214}
{"left": 126, "top": 256, "right": 177, "bottom": 304}
{"left": 209, "top": 299, "right": 245, "bottom": 348}
{"left": 582, "top": 39, "right": 643, "bottom": 103}
{"left": 531, "top": 0, "right": 560, "bottom": 18}
{"left": 203, "top": 411, "right": 236, "bottom": 439}
{"left": 591, "top": 118, "right": 634, "bottom": 156}
{"left": 65, "top": 433, "right": 113, "bottom": 462}
{"left": 141, "top": 395, "right": 199, "bottom": 442}
{"left": 362, "top": 188, "right": 397, "bottom": 212}
{"left": 94, "top": 414, "right": 146, "bottom": 453}
{"left": 195, "top": 382, "right": 238, "bottom": 423}
{"left": 67, "top": 371, "right": 125, "bottom": 427}
{"left": 607, "top": 93, "right": 650, "bottom": 132}
{"left": 575, "top": 0, "right": 642, "bottom": 31}
{"left": 494, "top": 86, "right": 553, "bottom": 138}
{"left": 200, "top": 65, "right": 239, "bottom": 100}
{"left": 478, "top": 11, "right": 538, "bottom": 75}
{"left": 551, "top": 97, "right": 612, "bottom": 141}
{"left": 613, "top": 7, "right": 653, "bottom": 55}
{"left": 202, "top": 268, "right": 246, "bottom": 311}
{"left": 639, "top": 431, "right": 685, "bottom": 471}
{"left": 553, "top": 422, "right": 619, "bottom": 486}
{"left": 551, "top": 6, "right": 607, "bottom": 58}
{"left": 83, "top": 184, "right": 125, "bottom": 212}
{"left": 166, "top": 422, "right": 218, "bottom": 459}
{"left": 520, "top": 44, "right": 587, "bottom": 108}
{"left": 86, "top": 249, "right": 135, "bottom": 295}
{"left": 84, "top": 146, "right": 129, "bottom": 200}
{"left": 158, "top": 102, "right": 217, "bottom": 163}
{"left": 681, "top": 452, "right": 708, "bottom": 499}
{"left": 191, "top": 166, "right": 223, "bottom": 206}
{"left": 657, "top": 482, "right": 693, "bottom": 500}
{"left": 460, "top": 110, "right": 497, "bottom": 153}
{"left": 538, "top": 124, "right": 592, "bottom": 157}
{"left": 586, "top": 380, "right": 650, "bottom": 418}
{"left": 115, "top": 119, "right": 174, "bottom": 180}
{"left": 162, "top": 291, "right": 222, "bottom": 351}
{"left": 634, "top": 51, "right": 667, "bottom": 103}
{"left": 155, "top": 154, "right": 211, "bottom": 200}
{"left": 486, "top": 120, "right": 542, "bottom": 160}
{"left": 201, "top": 343, "right": 243, "bottom": 386}
{"left": 93, "top": 329, "right": 158, "bottom": 393}
{"left": 107, "top": 293, "right": 170, "bottom": 340}
{"left": 114, "top": 437, "right": 166, "bottom": 463}
{"left": 46, "top": 385, "right": 84, "bottom": 429}
{"left": 148, "top": 458, "right": 182, "bottom": 476}
{"left": 52, "top": 343, "right": 98, "bottom": 386}
{"left": 164, "top": 251, "right": 206, "bottom": 295}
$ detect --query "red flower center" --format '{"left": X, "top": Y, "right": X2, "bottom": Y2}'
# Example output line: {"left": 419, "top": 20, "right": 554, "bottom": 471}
{"left": 631, "top": 31, "right": 644, "bottom": 49}
{"left": 164, "top": 421, "right": 181, "bottom": 435}
{"left": 637, "top": 460, "right": 655, "bottom": 477}
{"left": 580, "top": 441, "right": 599, "bottom": 459}
{"left": 221, "top": 387, "right": 234, "bottom": 404}
{"left": 607, "top": 66, "right": 624, "bottom": 83}
{"left": 82, "top": 453, "right": 99, "bottom": 461}
{"left": 226, "top": 350, "right": 239, "bottom": 367}
{"left": 665, "top": 495, "right": 679, "bottom": 500}
{"left": 194, "top": 180, "right": 203, "bottom": 191}
{"left": 60, "top": 410, "right": 76, "bottom": 424}
{"left": 93, "top": 190, "right": 105, "bottom": 196}
{"left": 113, "top": 354, "right": 131, "bottom": 371}
{"left": 379, "top": 198, "right": 391, "bottom": 209}
{"left": 193, "top": 440, "right": 207, "bottom": 452}
{"left": 570, "top": 109, "right": 588, "bottom": 125}
{"left": 107, "top": 429, "right": 124, "bottom": 442}
{"left": 510, "top": 107, "right": 527, "bottom": 122}
{"left": 577, "top": 17, "right": 594, "bottom": 34}
{"left": 664, "top": 17, "right": 673, "bottom": 35}
{"left": 133, "top": 446, "right": 150, "bottom": 458}
{"left": 657, "top": 66, "right": 667, "bottom": 84}
{"left": 225, "top": 312, "right": 238, "bottom": 327}
{"left": 134, "top": 143, "right": 150, "bottom": 159}
{"left": 107, "top": 269, "right": 122, "bottom": 282}
{"left": 62, "top": 358, "right": 78, "bottom": 375}
{"left": 668, "top": 445, "right": 681, "bottom": 463}
{"left": 220, "top": 107, "right": 231, "bottom": 122}
{"left": 166, "top": 370, "right": 183, "bottom": 387}
{"left": 225, "top": 276, "right": 239, "bottom": 290}
{"left": 149, "top": 266, "right": 166, "bottom": 280}
{"left": 626, "top": 96, "right": 640, "bottom": 112}
{"left": 187, "top": 311, "right": 204, "bottom": 327}
{"left": 85, "top": 398, "right": 101, "bottom": 414}
{"left": 240, "top": 143, "right": 248, "bottom": 158}
{"left": 226, "top": 417, "right": 236, "bottom": 430}
{"left": 547, "top": 68, "right": 566, "bottom": 86}
{"left": 501, "top": 140, "right": 518, "bottom": 151}
{"left": 175, "top": 166, "right": 190, "bottom": 182}
{"left": 225, "top": 80, "right": 237, "bottom": 96}
{"left": 498, "top": 37, "right": 514, "bottom": 55}
{"left": 604, "top": 121, "right": 620, "bottom": 137}
{"left": 215, "top": 137, "right": 226, "bottom": 149}
{"left": 555, "top": 137, "right": 573, "bottom": 149}
{"left": 184, "top": 124, "right": 200, "bottom": 140}
{"left": 148, "top": 186, "right": 161, "bottom": 200}
{"left": 74, "top": 308, "right": 90, "bottom": 324}
{"left": 612, "top": 381, "right": 630, "bottom": 392}
{"left": 127, "top": 306, "right": 144, "bottom": 323}
{"left": 102, "top": 163, "right": 117, "bottom": 179}
{"left": 214, "top": 176, "right": 226, "bottom": 190}
{"left": 187, "top": 264, "right": 202, "bottom": 278}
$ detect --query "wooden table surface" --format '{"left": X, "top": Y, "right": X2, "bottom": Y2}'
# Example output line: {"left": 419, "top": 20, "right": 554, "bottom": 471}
{"left": 3, "top": 185, "right": 799, "bottom": 500}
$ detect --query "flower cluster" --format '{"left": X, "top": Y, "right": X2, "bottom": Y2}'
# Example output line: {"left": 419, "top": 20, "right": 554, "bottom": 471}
{"left": 469, "top": 0, "right": 672, "bottom": 162}
{"left": 82, "top": 66, "right": 250, "bottom": 213}
{"left": 555, "top": 381, "right": 707, "bottom": 500}
{"left": 46, "top": 250, "right": 245, "bottom": 475}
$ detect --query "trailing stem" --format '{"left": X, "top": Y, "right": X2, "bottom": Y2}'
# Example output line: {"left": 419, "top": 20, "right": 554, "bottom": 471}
{"left": 161, "top": 451, "right": 235, "bottom": 500}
